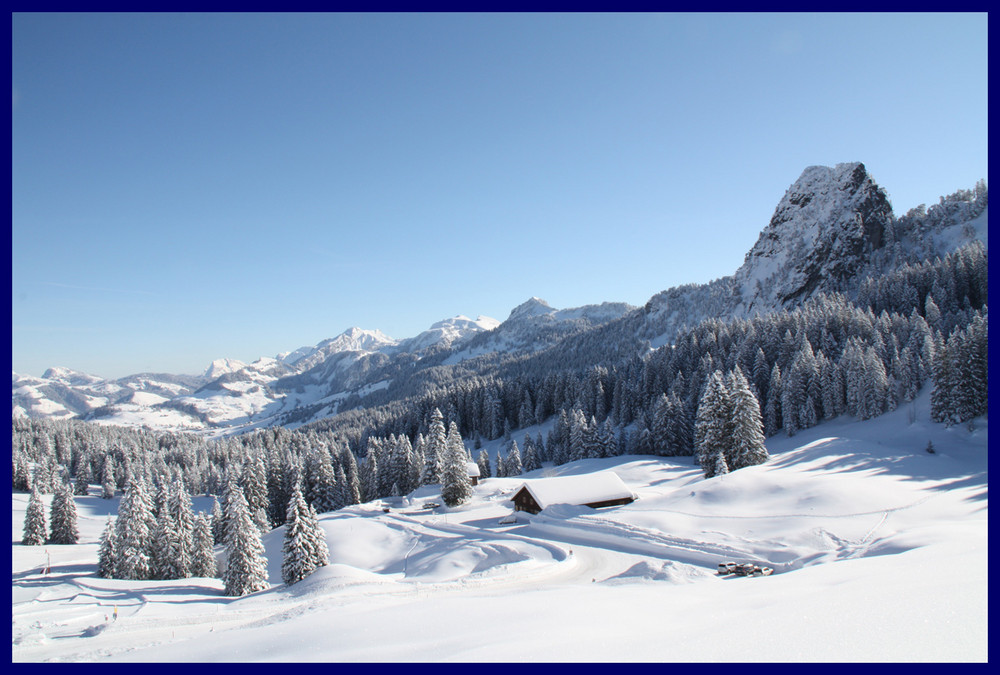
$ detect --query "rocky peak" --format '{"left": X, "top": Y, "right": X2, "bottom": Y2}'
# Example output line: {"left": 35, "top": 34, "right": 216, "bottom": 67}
{"left": 734, "top": 161, "right": 894, "bottom": 311}
{"left": 507, "top": 297, "right": 555, "bottom": 322}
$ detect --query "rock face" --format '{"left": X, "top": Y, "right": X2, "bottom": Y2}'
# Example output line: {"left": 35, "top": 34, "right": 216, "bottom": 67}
{"left": 734, "top": 162, "right": 894, "bottom": 312}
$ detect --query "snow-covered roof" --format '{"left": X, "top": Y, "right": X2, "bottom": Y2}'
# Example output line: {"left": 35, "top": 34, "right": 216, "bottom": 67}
{"left": 466, "top": 462, "right": 481, "bottom": 478}
{"left": 515, "top": 472, "right": 634, "bottom": 510}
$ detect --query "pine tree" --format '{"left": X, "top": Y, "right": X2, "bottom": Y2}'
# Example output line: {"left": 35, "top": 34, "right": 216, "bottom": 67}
{"left": 73, "top": 459, "right": 91, "bottom": 496}
{"left": 440, "top": 422, "right": 473, "bottom": 507}
{"left": 281, "top": 484, "right": 330, "bottom": 586}
{"left": 422, "top": 408, "right": 447, "bottom": 485}
{"left": 190, "top": 513, "right": 218, "bottom": 578}
{"left": 727, "top": 368, "right": 769, "bottom": 470}
{"left": 97, "top": 517, "right": 118, "bottom": 578}
{"left": 522, "top": 436, "right": 541, "bottom": 472}
{"left": 114, "top": 479, "right": 155, "bottom": 580}
{"left": 360, "top": 448, "right": 379, "bottom": 503}
{"left": 695, "top": 371, "right": 732, "bottom": 479}
{"left": 150, "top": 507, "right": 179, "bottom": 579}
{"left": 476, "top": 449, "right": 492, "bottom": 479}
{"left": 22, "top": 486, "right": 48, "bottom": 546}
{"left": 48, "top": 482, "right": 79, "bottom": 545}
{"left": 101, "top": 458, "right": 116, "bottom": 499}
{"left": 210, "top": 496, "right": 224, "bottom": 545}
{"left": 711, "top": 449, "right": 730, "bottom": 478}
{"left": 222, "top": 484, "right": 269, "bottom": 597}
{"left": 505, "top": 440, "right": 523, "bottom": 476}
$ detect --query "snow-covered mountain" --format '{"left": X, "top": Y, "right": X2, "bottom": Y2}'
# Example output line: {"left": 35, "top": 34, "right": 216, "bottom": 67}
{"left": 396, "top": 315, "right": 501, "bottom": 354}
{"left": 732, "top": 161, "right": 894, "bottom": 312}
{"left": 13, "top": 163, "right": 987, "bottom": 435}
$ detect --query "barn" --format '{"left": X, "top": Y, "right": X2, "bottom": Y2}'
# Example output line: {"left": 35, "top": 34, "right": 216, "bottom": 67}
{"left": 511, "top": 472, "right": 636, "bottom": 515}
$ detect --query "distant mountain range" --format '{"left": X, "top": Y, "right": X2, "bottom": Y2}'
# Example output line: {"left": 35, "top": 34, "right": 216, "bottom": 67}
{"left": 12, "top": 162, "right": 987, "bottom": 435}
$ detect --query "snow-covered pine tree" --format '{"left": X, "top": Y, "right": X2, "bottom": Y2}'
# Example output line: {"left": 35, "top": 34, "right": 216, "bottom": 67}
{"left": 505, "top": 440, "right": 523, "bottom": 476}
{"left": 281, "top": 484, "right": 329, "bottom": 585}
{"left": 165, "top": 480, "right": 195, "bottom": 578}
{"left": 114, "top": 478, "right": 155, "bottom": 580}
{"left": 727, "top": 368, "right": 769, "bottom": 470}
{"left": 101, "top": 457, "right": 116, "bottom": 499}
{"left": 48, "top": 482, "right": 79, "bottom": 545}
{"left": 210, "top": 496, "right": 224, "bottom": 545}
{"left": 360, "top": 447, "right": 379, "bottom": 503}
{"left": 308, "top": 448, "right": 339, "bottom": 514}
{"left": 341, "top": 449, "right": 362, "bottom": 506}
{"left": 190, "top": 513, "right": 218, "bottom": 578}
{"left": 422, "top": 408, "right": 447, "bottom": 485}
{"left": 22, "top": 486, "right": 48, "bottom": 546}
{"left": 522, "top": 437, "right": 541, "bottom": 472}
{"left": 476, "top": 449, "right": 492, "bottom": 479}
{"left": 150, "top": 506, "right": 180, "bottom": 579}
{"left": 695, "top": 371, "right": 732, "bottom": 479}
{"left": 440, "top": 422, "right": 473, "bottom": 507}
{"left": 97, "top": 517, "right": 118, "bottom": 578}
{"left": 764, "top": 364, "right": 783, "bottom": 437}
{"left": 222, "top": 483, "right": 269, "bottom": 597}
{"left": 73, "top": 458, "right": 91, "bottom": 496}
{"left": 13, "top": 451, "right": 32, "bottom": 492}
{"left": 711, "top": 448, "right": 730, "bottom": 478}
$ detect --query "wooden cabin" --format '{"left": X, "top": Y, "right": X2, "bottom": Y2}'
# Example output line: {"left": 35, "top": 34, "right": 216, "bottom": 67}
{"left": 511, "top": 472, "right": 635, "bottom": 515}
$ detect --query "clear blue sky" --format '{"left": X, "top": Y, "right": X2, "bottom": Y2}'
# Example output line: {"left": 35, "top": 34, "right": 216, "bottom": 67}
{"left": 12, "top": 12, "right": 988, "bottom": 379}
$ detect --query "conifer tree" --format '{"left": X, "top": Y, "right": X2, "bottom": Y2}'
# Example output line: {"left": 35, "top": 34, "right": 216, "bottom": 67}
{"left": 48, "top": 482, "right": 79, "bottom": 545}
{"left": 210, "top": 496, "right": 224, "bottom": 545}
{"left": 440, "top": 422, "right": 473, "bottom": 507}
{"left": 727, "top": 368, "right": 769, "bottom": 470}
{"left": 73, "top": 459, "right": 91, "bottom": 496}
{"left": 695, "top": 371, "right": 731, "bottom": 479}
{"left": 114, "top": 479, "right": 155, "bottom": 580}
{"left": 22, "top": 486, "right": 48, "bottom": 546}
{"left": 341, "top": 449, "right": 362, "bottom": 505}
{"left": 150, "top": 506, "right": 179, "bottom": 579}
{"left": 281, "top": 484, "right": 329, "bottom": 586}
{"left": 97, "top": 517, "right": 118, "bottom": 578}
{"left": 101, "top": 458, "right": 116, "bottom": 499}
{"left": 711, "top": 449, "right": 730, "bottom": 478}
{"left": 422, "top": 408, "right": 447, "bottom": 485}
{"left": 165, "top": 480, "right": 195, "bottom": 578}
{"left": 505, "top": 440, "right": 523, "bottom": 477}
{"left": 222, "top": 483, "right": 269, "bottom": 597}
{"left": 360, "top": 448, "right": 379, "bottom": 503}
{"left": 190, "top": 513, "right": 218, "bottom": 578}
{"left": 476, "top": 449, "right": 492, "bottom": 480}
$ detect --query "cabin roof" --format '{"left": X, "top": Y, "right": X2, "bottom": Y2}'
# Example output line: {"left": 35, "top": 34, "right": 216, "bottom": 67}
{"left": 514, "top": 472, "right": 634, "bottom": 510}
{"left": 466, "top": 461, "right": 481, "bottom": 477}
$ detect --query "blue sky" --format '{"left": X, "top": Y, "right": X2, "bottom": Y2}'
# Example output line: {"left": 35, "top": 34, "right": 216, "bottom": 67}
{"left": 12, "top": 12, "right": 988, "bottom": 379}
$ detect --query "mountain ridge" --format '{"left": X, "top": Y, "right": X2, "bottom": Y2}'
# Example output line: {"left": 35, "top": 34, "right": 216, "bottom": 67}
{"left": 12, "top": 163, "right": 987, "bottom": 434}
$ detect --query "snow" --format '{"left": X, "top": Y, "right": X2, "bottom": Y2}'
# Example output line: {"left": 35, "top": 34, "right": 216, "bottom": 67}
{"left": 515, "top": 471, "right": 634, "bottom": 511}
{"left": 11, "top": 390, "right": 987, "bottom": 662}
{"left": 202, "top": 358, "right": 247, "bottom": 380}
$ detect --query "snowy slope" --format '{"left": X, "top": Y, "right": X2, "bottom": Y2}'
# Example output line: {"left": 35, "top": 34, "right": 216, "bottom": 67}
{"left": 11, "top": 392, "right": 987, "bottom": 662}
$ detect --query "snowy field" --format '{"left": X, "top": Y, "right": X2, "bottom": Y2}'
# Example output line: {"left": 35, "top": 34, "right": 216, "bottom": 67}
{"left": 11, "top": 392, "right": 987, "bottom": 662}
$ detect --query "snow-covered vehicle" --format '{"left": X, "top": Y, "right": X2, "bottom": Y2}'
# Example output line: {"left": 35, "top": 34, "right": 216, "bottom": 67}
{"left": 718, "top": 561, "right": 773, "bottom": 577}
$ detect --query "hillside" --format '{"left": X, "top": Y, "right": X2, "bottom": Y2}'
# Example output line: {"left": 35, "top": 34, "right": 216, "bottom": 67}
{"left": 11, "top": 391, "right": 987, "bottom": 662}
{"left": 12, "top": 164, "right": 987, "bottom": 437}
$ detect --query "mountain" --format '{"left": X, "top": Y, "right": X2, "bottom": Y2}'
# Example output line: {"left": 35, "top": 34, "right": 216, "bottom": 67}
{"left": 732, "top": 161, "right": 894, "bottom": 312}
{"left": 12, "top": 163, "right": 987, "bottom": 435}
